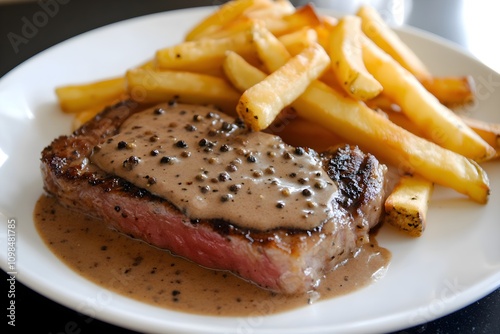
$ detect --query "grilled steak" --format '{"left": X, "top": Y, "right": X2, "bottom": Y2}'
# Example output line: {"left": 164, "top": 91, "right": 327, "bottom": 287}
{"left": 40, "top": 100, "right": 387, "bottom": 295}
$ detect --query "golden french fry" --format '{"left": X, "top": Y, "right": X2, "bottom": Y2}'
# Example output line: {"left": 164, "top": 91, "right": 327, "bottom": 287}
{"left": 223, "top": 52, "right": 343, "bottom": 151}
{"left": 293, "top": 81, "right": 490, "bottom": 204}
{"left": 421, "top": 75, "right": 476, "bottom": 107}
{"left": 252, "top": 23, "right": 291, "bottom": 72}
{"left": 314, "top": 15, "right": 338, "bottom": 52}
{"left": 362, "top": 36, "right": 496, "bottom": 162}
{"left": 237, "top": 43, "right": 330, "bottom": 131}
{"left": 356, "top": 4, "right": 431, "bottom": 81}
{"left": 461, "top": 116, "right": 500, "bottom": 157}
{"left": 381, "top": 109, "right": 424, "bottom": 137}
{"left": 354, "top": 5, "right": 475, "bottom": 107}
{"left": 223, "top": 51, "right": 267, "bottom": 92}
{"left": 365, "top": 93, "right": 401, "bottom": 113}
{"left": 244, "top": 0, "right": 295, "bottom": 19}
{"left": 55, "top": 77, "right": 126, "bottom": 113}
{"left": 224, "top": 36, "right": 490, "bottom": 204}
{"left": 382, "top": 108, "right": 500, "bottom": 160}
{"left": 328, "top": 15, "right": 382, "bottom": 100}
{"left": 262, "top": 3, "right": 322, "bottom": 36}
{"left": 384, "top": 174, "right": 434, "bottom": 237}
{"left": 278, "top": 27, "right": 318, "bottom": 56}
{"left": 201, "top": 17, "right": 256, "bottom": 40}
{"left": 156, "top": 27, "right": 257, "bottom": 73}
{"left": 184, "top": 0, "right": 271, "bottom": 41}
{"left": 125, "top": 68, "right": 240, "bottom": 116}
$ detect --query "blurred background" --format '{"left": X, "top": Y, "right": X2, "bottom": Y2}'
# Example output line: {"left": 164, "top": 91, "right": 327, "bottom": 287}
{"left": 1, "top": 0, "right": 499, "bottom": 78}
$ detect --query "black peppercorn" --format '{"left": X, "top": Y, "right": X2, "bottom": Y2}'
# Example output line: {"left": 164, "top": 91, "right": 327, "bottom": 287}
{"left": 221, "top": 194, "right": 233, "bottom": 202}
{"left": 298, "top": 177, "right": 309, "bottom": 184}
{"left": 160, "top": 156, "right": 172, "bottom": 164}
{"left": 220, "top": 121, "right": 233, "bottom": 132}
{"left": 184, "top": 124, "right": 196, "bottom": 132}
{"left": 294, "top": 147, "right": 305, "bottom": 155}
{"left": 117, "top": 141, "right": 127, "bottom": 149}
{"left": 228, "top": 184, "right": 241, "bottom": 193}
{"left": 218, "top": 172, "right": 230, "bottom": 182}
{"left": 123, "top": 156, "right": 140, "bottom": 170}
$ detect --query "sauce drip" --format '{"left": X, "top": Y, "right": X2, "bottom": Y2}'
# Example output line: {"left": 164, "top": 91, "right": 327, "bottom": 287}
{"left": 90, "top": 104, "right": 337, "bottom": 230}
{"left": 34, "top": 194, "right": 391, "bottom": 316}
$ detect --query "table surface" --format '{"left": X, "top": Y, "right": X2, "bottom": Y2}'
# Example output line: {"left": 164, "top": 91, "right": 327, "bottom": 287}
{"left": 1, "top": 0, "right": 499, "bottom": 333}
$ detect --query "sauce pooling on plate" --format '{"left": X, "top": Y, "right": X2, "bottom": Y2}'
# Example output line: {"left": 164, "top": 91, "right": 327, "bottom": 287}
{"left": 34, "top": 195, "right": 390, "bottom": 316}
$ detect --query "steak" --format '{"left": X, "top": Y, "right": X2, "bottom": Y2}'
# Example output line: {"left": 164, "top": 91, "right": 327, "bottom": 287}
{"left": 40, "top": 100, "right": 387, "bottom": 295}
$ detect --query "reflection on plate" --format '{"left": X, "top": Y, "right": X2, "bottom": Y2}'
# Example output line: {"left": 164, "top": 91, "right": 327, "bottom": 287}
{"left": 0, "top": 6, "right": 499, "bottom": 334}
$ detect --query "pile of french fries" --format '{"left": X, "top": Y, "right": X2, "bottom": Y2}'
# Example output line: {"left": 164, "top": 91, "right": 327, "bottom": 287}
{"left": 55, "top": 0, "right": 500, "bottom": 237}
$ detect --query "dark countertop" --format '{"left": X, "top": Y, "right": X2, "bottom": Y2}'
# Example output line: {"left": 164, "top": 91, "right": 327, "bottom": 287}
{"left": 1, "top": 0, "right": 499, "bottom": 333}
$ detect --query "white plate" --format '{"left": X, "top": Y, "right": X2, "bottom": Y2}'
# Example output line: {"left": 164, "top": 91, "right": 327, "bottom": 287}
{"left": 0, "top": 6, "right": 499, "bottom": 334}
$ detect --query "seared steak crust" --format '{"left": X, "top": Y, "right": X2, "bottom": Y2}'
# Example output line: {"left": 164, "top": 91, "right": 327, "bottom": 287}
{"left": 40, "top": 100, "right": 387, "bottom": 294}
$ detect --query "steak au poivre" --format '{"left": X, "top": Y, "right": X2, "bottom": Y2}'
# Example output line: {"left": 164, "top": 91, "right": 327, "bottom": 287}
{"left": 40, "top": 100, "right": 387, "bottom": 295}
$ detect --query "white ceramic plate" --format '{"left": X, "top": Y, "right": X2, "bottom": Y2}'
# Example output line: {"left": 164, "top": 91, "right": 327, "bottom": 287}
{"left": 0, "top": 6, "right": 499, "bottom": 334}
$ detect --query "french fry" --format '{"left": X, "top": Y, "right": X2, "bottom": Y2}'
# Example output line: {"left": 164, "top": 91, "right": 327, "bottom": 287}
{"left": 365, "top": 93, "right": 401, "bottom": 113}
{"left": 381, "top": 108, "right": 500, "bottom": 161}
{"left": 278, "top": 27, "right": 318, "bottom": 56}
{"left": 55, "top": 77, "right": 126, "bottom": 113}
{"left": 356, "top": 5, "right": 475, "bottom": 107}
{"left": 245, "top": 0, "right": 295, "bottom": 19}
{"left": 461, "top": 116, "right": 500, "bottom": 157}
{"left": 383, "top": 174, "right": 434, "bottom": 237}
{"left": 184, "top": 0, "right": 271, "bottom": 41}
{"left": 421, "top": 75, "right": 476, "bottom": 107}
{"left": 125, "top": 68, "right": 240, "bottom": 116}
{"left": 156, "top": 27, "right": 258, "bottom": 73}
{"left": 262, "top": 3, "right": 322, "bottom": 36}
{"left": 200, "top": 17, "right": 256, "bottom": 40}
{"left": 314, "top": 15, "right": 338, "bottom": 52}
{"left": 328, "top": 15, "right": 382, "bottom": 100}
{"left": 223, "top": 50, "right": 267, "bottom": 92}
{"left": 71, "top": 97, "right": 125, "bottom": 130}
{"left": 362, "top": 36, "right": 496, "bottom": 162}
{"left": 252, "top": 24, "right": 290, "bottom": 72}
{"left": 356, "top": 4, "right": 431, "bottom": 81}
{"left": 236, "top": 43, "right": 330, "bottom": 131}
{"left": 224, "top": 32, "right": 490, "bottom": 204}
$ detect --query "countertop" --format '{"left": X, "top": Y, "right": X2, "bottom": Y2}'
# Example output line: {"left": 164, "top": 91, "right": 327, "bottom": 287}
{"left": 1, "top": 0, "right": 499, "bottom": 333}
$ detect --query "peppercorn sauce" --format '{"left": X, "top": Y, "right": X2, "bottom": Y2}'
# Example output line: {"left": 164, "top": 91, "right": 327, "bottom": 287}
{"left": 34, "top": 194, "right": 390, "bottom": 316}
{"left": 90, "top": 103, "right": 338, "bottom": 231}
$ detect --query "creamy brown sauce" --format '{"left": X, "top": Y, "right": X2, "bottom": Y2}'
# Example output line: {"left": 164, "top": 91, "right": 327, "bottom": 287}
{"left": 90, "top": 104, "right": 337, "bottom": 231}
{"left": 34, "top": 194, "right": 391, "bottom": 316}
